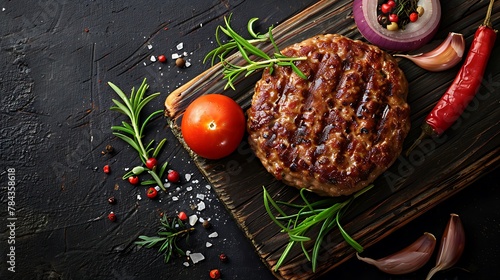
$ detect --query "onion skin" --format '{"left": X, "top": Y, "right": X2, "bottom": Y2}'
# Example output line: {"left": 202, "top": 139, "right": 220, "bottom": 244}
{"left": 353, "top": 0, "right": 442, "bottom": 51}
{"left": 356, "top": 232, "right": 437, "bottom": 275}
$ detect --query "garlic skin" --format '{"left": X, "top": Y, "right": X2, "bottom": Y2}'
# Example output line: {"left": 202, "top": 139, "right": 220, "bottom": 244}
{"left": 394, "top": 32, "right": 465, "bottom": 72}
{"left": 426, "top": 213, "right": 466, "bottom": 280}
{"left": 356, "top": 232, "right": 436, "bottom": 275}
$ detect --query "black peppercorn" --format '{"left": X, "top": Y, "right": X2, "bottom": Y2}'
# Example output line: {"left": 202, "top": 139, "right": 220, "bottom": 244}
{"left": 175, "top": 57, "right": 185, "bottom": 68}
{"left": 202, "top": 220, "right": 212, "bottom": 229}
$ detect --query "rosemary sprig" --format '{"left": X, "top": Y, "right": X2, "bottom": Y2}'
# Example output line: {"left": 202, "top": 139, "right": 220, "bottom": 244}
{"left": 263, "top": 184, "right": 374, "bottom": 272}
{"left": 204, "top": 15, "right": 307, "bottom": 90}
{"left": 109, "top": 78, "right": 167, "bottom": 191}
{"left": 135, "top": 215, "right": 195, "bottom": 263}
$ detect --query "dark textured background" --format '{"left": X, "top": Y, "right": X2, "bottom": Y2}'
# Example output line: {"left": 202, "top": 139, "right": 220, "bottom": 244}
{"left": 1, "top": 0, "right": 498, "bottom": 279}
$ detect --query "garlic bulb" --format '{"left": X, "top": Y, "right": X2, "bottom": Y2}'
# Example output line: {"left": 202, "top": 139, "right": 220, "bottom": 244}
{"left": 356, "top": 232, "right": 436, "bottom": 275}
{"left": 394, "top": 32, "right": 465, "bottom": 72}
{"left": 426, "top": 213, "right": 466, "bottom": 280}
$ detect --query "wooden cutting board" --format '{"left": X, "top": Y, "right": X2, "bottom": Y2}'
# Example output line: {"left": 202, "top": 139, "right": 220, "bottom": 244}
{"left": 164, "top": 0, "right": 500, "bottom": 279}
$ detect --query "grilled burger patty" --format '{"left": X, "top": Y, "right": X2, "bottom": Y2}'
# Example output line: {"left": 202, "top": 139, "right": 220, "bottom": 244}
{"left": 247, "top": 34, "right": 410, "bottom": 196}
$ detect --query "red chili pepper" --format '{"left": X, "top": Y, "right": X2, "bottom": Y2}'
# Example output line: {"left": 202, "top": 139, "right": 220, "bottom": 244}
{"left": 407, "top": 0, "right": 497, "bottom": 155}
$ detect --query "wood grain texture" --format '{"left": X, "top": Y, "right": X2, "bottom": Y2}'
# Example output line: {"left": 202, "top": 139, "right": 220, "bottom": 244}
{"left": 165, "top": 0, "right": 500, "bottom": 279}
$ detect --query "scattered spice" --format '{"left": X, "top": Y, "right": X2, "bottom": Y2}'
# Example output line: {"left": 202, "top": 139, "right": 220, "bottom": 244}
{"left": 106, "top": 144, "right": 114, "bottom": 153}
{"left": 128, "top": 175, "right": 139, "bottom": 185}
{"left": 158, "top": 54, "right": 167, "bottom": 63}
{"left": 202, "top": 220, "right": 212, "bottom": 229}
{"left": 178, "top": 211, "right": 188, "bottom": 221}
{"left": 145, "top": 157, "right": 158, "bottom": 169}
{"left": 107, "top": 212, "right": 116, "bottom": 222}
{"left": 175, "top": 57, "right": 186, "bottom": 68}
{"left": 146, "top": 187, "right": 158, "bottom": 199}
{"left": 167, "top": 170, "right": 180, "bottom": 183}
{"left": 219, "top": 253, "right": 228, "bottom": 263}
{"left": 209, "top": 269, "right": 221, "bottom": 279}
{"left": 107, "top": 196, "right": 116, "bottom": 205}
{"left": 103, "top": 165, "right": 110, "bottom": 174}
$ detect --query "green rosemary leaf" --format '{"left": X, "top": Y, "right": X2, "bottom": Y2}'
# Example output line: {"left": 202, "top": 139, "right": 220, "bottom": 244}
{"left": 111, "top": 125, "right": 134, "bottom": 136}
{"left": 264, "top": 183, "right": 374, "bottom": 271}
{"left": 247, "top": 17, "right": 265, "bottom": 39}
{"left": 152, "top": 138, "right": 167, "bottom": 159}
{"left": 289, "top": 234, "right": 311, "bottom": 242}
{"left": 111, "top": 99, "right": 132, "bottom": 118}
{"left": 140, "top": 109, "right": 164, "bottom": 137}
{"left": 157, "top": 159, "right": 169, "bottom": 178}
{"left": 290, "top": 63, "right": 307, "bottom": 80}
{"left": 336, "top": 210, "right": 363, "bottom": 253}
{"left": 112, "top": 132, "right": 142, "bottom": 154}
{"left": 108, "top": 82, "right": 134, "bottom": 114}
{"left": 133, "top": 79, "right": 149, "bottom": 108}
{"left": 140, "top": 180, "right": 156, "bottom": 186}
{"left": 275, "top": 241, "right": 295, "bottom": 271}
{"left": 158, "top": 240, "right": 171, "bottom": 253}
{"left": 134, "top": 92, "right": 161, "bottom": 123}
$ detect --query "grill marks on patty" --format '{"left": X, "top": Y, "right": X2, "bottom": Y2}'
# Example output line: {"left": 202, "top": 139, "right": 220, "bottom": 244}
{"left": 247, "top": 34, "right": 410, "bottom": 196}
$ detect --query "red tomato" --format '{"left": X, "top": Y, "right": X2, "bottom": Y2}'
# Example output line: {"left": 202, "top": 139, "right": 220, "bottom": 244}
{"left": 181, "top": 94, "right": 245, "bottom": 160}
{"left": 380, "top": 3, "right": 392, "bottom": 14}
{"left": 409, "top": 12, "right": 419, "bottom": 22}
{"left": 389, "top": 13, "right": 399, "bottom": 23}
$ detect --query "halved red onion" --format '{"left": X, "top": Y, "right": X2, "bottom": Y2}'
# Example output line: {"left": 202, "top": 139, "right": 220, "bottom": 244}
{"left": 353, "top": 0, "right": 441, "bottom": 52}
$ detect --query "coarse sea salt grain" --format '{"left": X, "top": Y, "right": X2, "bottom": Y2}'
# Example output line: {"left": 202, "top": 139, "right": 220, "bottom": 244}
{"left": 171, "top": 53, "right": 180, "bottom": 59}
{"left": 137, "top": 194, "right": 142, "bottom": 200}
{"left": 189, "top": 252, "right": 205, "bottom": 264}
{"left": 206, "top": 242, "right": 212, "bottom": 248}
{"left": 185, "top": 173, "right": 192, "bottom": 181}
{"left": 186, "top": 186, "right": 193, "bottom": 192}
{"left": 172, "top": 196, "right": 179, "bottom": 201}
{"left": 150, "top": 55, "right": 156, "bottom": 62}
{"left": 176, "top": 42, "right": 184, "bottom": 50}
{"left": 196, "top": 194, "right": 205, "bottom": 200}
{"left": 205, "top": 185, "right": 211, "bottom": 190}
{"left": 147, "top": 44, "right": 153, "bottom": 49}
{"left": 189, "top": 214, "right": 198, "bottom": 226}
{"left": 185, "top": 61, "right": 191, "bottom": 68}
{"left": 208, "top": 232, "right": 218, "bottom": 238}
{"left": 197, "top": 201, "right": 206, "bottom": 211}
{"left": 183, "top": 262, "right": 190, "bottom": 267}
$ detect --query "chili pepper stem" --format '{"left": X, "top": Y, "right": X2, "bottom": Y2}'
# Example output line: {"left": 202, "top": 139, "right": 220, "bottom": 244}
{"left": 484, "top": 0, "right": 495, "bottom": 27}
{"left": 405, "top": 123, "right": 435, "bottom": 157}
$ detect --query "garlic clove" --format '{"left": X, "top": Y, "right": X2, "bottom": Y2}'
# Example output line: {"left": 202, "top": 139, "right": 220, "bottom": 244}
{"left": 425, "top": 213, "right": 465, "bottom": 280}
{"left": 356, "top": 232, "right": 436, "bottom": 275}
{"left": 394, "top": 32, "right": 465, "bottom": 72}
